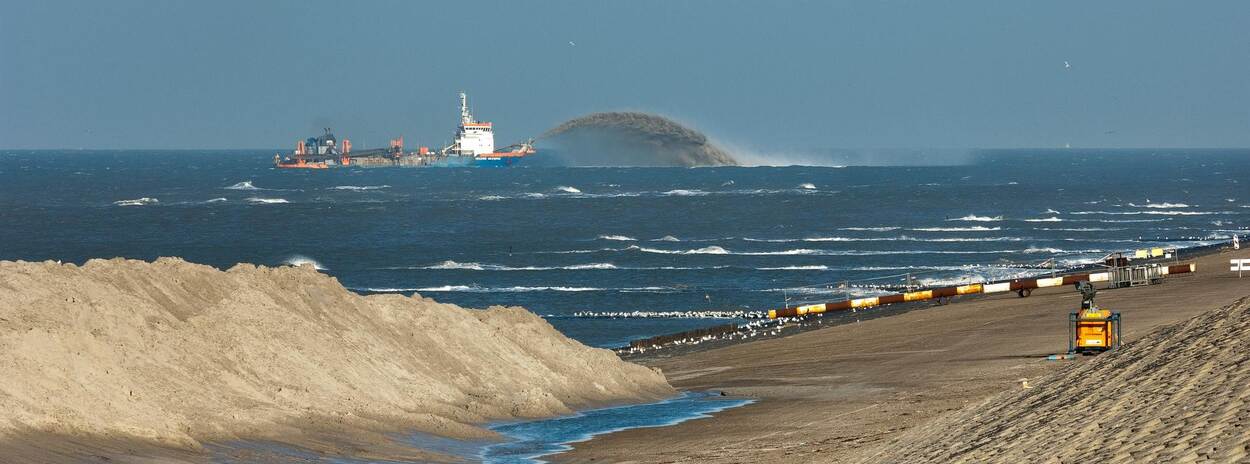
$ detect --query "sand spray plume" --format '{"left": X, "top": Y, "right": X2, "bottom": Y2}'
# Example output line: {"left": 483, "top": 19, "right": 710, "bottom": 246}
{"left": 537, "top": 112, "right": 975, "bottom": 167}
{"left": 539, "top": 112, "right": 738, "bottom": 167}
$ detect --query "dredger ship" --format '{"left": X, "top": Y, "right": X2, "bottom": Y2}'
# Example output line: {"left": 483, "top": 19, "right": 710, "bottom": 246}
{"left": 275, "top": 92, "right": 535, "bottom": 169}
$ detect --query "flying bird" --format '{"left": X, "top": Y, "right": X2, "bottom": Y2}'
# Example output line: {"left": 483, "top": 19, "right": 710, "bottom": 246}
{"left": 1064, "top": 60, "right": 1071, "bottom": 70}
{"left": 568, "top": 41, "right": 576, "bottom": 47}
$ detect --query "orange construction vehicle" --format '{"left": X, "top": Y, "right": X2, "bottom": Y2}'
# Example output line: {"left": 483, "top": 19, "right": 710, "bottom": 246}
{"left": 1068, "top": 281, "right": 1121, "bottom": 354}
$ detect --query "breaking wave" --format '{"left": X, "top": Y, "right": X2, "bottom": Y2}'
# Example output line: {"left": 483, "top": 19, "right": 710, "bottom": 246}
{"left": 840, "top": 227, "right": 902, "bottom": 231}
{"left": 598, "top": 235, "right": 637, "bottom": 241}
{"left": 632, "top": 245, "right": 731, "bottom": 255}
{"left": 224, "top": 181, "right": 261, "bottom": 190}
{"left": 798, "top": 183, "right": 817, "bottom": 190}
{"left": 556, "top": 186, "right": 582, "bottom": 194}
{"left": 113, "top": 197, "right": 158, "bottom": 206}
{"left": 1037, "top": 227, "right": 1124, "bottom": 232}
{"left": 1070, "top": 210, "right": 1219, "bottom": 216}
{"left": 1129, "top": 202, "right": 1190, "bottom": 208}
{"left": 663, "top": 189, "right": 709, "bottom": 196}
{"left": 757, "top": 265, "right": 830, "bottom": 271}
{"left": 743, "top": 236, "right": 1024, "bottom": 243}
{"left": 1024, "top": 217, "right": 1063, "bottom": 222}
{"left": 331, "top": 185, "right": 390, "bottom": 191}
{"left": 950, "top": 215, "right": 1003, "bottom": 222}
{"left": 910, "top": 226, "right": 1001, "bottom": 232}
{"left": 245, "top": 197, "right": 289, "bottom": 204}
{"left": 420, "top": 261, "right": 621, "bottom": 271}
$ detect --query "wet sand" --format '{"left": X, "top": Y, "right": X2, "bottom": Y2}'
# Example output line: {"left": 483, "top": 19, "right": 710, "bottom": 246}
{"left": 557, "top": 249, "right": 1250, "bottom": 463}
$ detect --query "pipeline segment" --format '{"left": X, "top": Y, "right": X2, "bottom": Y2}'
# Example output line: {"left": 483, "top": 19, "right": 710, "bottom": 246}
{"left": 768, "top": 263, "right": 1196, "bottom": 319}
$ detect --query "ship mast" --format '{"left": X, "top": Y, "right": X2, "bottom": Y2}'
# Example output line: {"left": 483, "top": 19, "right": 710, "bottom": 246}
{"left": 459, "top": 91, "right": 473, "bottom": 124}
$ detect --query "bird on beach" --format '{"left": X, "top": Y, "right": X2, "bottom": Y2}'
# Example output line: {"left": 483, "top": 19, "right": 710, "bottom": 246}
{"left": 1019, "top": 378, "right": 1034, "bottom": 389}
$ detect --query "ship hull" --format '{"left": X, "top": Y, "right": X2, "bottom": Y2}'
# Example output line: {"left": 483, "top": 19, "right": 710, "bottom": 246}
{"left": 472, "top": 154, "right": 526, "bottom": 168}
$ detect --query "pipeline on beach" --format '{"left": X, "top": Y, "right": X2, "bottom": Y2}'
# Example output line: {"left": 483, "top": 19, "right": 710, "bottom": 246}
{"left": 768, "top": 263, "right": 1196, "bottom": 318}
{"left": 613, "top": 239, "right": 1245, "bottom": 354}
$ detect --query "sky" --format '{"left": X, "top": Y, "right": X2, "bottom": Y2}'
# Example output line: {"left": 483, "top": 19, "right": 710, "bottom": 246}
{"left": 2, "top": 0, "right": 1248, "bottom": 151}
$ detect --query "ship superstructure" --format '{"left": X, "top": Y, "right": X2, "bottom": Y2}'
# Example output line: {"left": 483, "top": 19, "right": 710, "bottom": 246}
{"left": 447, "top": 92, "right": 495, "bottom": 156}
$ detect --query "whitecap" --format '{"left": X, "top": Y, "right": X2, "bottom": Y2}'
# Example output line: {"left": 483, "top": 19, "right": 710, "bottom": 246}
{"left": 427, "top": 260, "right": 487, "bottom": 271}
{"left": 839, "top": 226, "right": 901, "bottom": 231}
{"left": 757, "top": 265, "right": 830, "bottom": 271}
{"left": 204, "top": 197, "right": 227, "bottom": 203}
{"left": 564, "top": 263, "right": 619, "bottom": 270}
{"left": 653, "top": 235, "right": 682, "bottom": 242}
{"left": 1024, "top": 217, "right": 1063, "bottom": 222}
{"left": 246, "top": 197, "right": 289, "bottom": 204}
{"left": 225, "top": 181, "right": 260, "bottom": 190}
{"left": 910, "top": 226, "right": 1001, "bottom": 232}
{"left": 663, "top": 189, "right": 709, "bottom": 196}
{"left": 479, "top": 195, "right": 507, "bottom": 201}
{"left": 331, "top": 185, "right": 390, "bottom": 191}
{"left": 1037, "top": 227, "right": 1123, "bottom": 232}
{"left": 798, "top": 183, "right": 817, "bottom": 190}
{"left": 113, "top": 197, "right": 158, "bottom": 206}
{"left": 556, "top": 186, "right": 582, "bottom": 194}
{"left": 418, "top": 261, "right": 619, "bottom": 271}
{"left": 598, "top": 235, "right": 637, "bottom": 241}
{"left": 1128, "top": 202, "right": 1190, "bottom": 208}
{"left": 631, "top": 245, "right": 730, "bottom": 255}
{"left": 949, "top": 214, "right": 1003, "bottom": 222}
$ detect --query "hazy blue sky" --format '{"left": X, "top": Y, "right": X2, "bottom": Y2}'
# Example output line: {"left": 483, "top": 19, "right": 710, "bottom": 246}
{"left": 2, "top": 1, "right": 1248, "bottom": 151}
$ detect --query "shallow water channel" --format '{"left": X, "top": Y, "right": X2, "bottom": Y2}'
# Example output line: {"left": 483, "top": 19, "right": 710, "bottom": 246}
{"left": 213, "top": 391, "right": 751, "bottom": 463}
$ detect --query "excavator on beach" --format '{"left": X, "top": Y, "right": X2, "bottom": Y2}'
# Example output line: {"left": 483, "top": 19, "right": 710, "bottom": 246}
{"left": 1068, "top": 281, "right": 1121, "bottom": 354}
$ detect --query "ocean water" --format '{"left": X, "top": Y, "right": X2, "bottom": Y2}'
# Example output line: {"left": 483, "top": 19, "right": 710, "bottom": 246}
{"left": 211, "top": 391, "right": 751, "bottom": 463}
{"left": 480, "top": 391, "right": 751, "bottom": 463}
{"left": 1, "top": 149, "right": 1246, "bottom": 347}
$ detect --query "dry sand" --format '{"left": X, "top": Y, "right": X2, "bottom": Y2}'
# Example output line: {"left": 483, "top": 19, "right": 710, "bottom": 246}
{"left": 872, "top": 295, "right": 1250, "bottom": 463}
{"left": 559, "top": 249, "right": 1250, "bottom": 463}
{"left": 0, "top": 258, "right": 673, "bottom": 463}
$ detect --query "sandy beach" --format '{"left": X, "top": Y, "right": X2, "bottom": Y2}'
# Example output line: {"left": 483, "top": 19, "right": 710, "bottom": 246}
{"left": 558, "top": 248, "right": 1250, "bottom": 463}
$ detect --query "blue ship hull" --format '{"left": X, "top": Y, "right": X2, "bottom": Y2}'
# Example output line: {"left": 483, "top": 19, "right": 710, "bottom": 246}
{"left": 425, "top": 155, "right": 525, "bottom": 168}
{"left": 472, "top": 156, "right": 524, "bottom": 168}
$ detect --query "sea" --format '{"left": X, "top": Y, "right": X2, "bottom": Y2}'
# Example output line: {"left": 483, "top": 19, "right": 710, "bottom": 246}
{"left": 2, "top": 149, "right": 1246, "bottom": 348}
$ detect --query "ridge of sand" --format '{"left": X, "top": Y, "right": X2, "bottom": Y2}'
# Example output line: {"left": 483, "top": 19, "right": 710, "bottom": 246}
{"left": 871, "top": 296, "right": 1250, "bottom": 463}
{"left": 0, "top": 257, "right": 673, "bottom": 457}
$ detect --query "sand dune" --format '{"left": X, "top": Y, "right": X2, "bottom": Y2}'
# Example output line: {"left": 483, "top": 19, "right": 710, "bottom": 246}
{"left": 0, "top": 258, "right": 673, "bottom": 458}
{"left": 873, "top": 296, "right": 1250, "bottom": 463}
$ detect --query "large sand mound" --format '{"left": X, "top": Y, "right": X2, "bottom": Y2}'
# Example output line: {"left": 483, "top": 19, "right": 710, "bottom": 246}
{"left": 0, "top": 258, "right": 673, "bottom": 455}
{"left": 871, "top": 296, "right": 1250, "bottom": 463}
